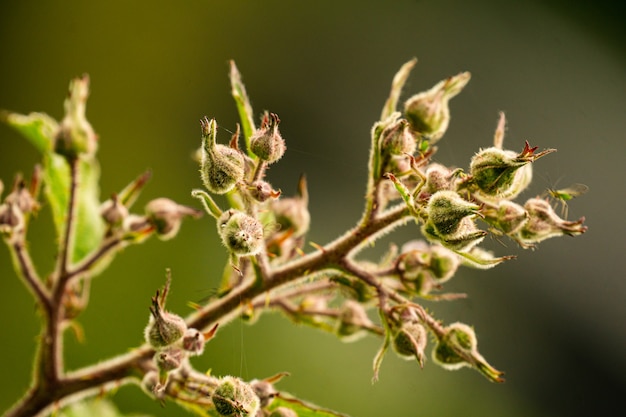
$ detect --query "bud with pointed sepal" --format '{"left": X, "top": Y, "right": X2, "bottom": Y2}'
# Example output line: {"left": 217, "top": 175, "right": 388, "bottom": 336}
{"left": 470, "top": 141, "right": 555, "bottom": 200}
{"left": 54, "top": 75, "right": 98, "bottom": 160}
{"left": 199, "top": 117, "right": 245, "bottom": 194}
{"left": 514, "top": 198, "right": 587, "bottom": 247}
{"left": 145, "top": 198, "right": 203, "bottom": 240}
{"left": 218, "top": 209, "right": 264, "bottom": 257}
{"left": 250, "top": 112, "right": 286, "bottom": 164}
{"left": 404, "top": 72, "right": 470, "bottom": 143}
{"left": 432, "top": 322, "right": 504, "bottom": 383}
{"left": 212, "top": 376, "right": 260, "bottom": 417}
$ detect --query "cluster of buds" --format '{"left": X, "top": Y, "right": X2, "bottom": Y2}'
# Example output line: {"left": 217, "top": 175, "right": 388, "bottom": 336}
{"left": 393, "top": 240, "right": 460, "bottom": 295}
{"left": 143, "top": 271, "right": 217, "bottom": 393}
{"left": 193, "top": 103, "right": 310, "bottom": 270}
{"left": 99, "top": 171, "right": 202, "bottom": 242}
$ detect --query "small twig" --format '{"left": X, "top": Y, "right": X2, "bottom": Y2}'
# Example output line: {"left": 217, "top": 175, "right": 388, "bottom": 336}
{"left": 10, "top": 239, "right": 51, "bottom": 310}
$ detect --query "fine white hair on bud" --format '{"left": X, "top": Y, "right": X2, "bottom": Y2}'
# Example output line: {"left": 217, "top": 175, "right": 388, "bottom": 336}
{"left": 199, "top": 117, "right": 245, "bottom": 194}
{"left": 217, "top": 209, "right": 264, "bottom": 257}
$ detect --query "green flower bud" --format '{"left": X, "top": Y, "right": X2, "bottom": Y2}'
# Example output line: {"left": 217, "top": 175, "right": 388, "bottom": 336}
{"left": 144, "top": 198, "right": 203, "bottom": 240}
{"left": 218, "top": 209, "right": 264, "bottom": 256}
{"left": 393, "top": 322, "right": 428, "bottom": 366}
{"left": 514, "top": 198, "right": 587, "bottom": 247}
{"left": 212, "top": 376, "right": 260, "bottom": 417}
{"left": 380, "top": 118, "right": 416, "bottom": 156}
{"left": 200, "top": 117, "right": 245, "bottom": 194}
{"left": 426, "top": 190, "right": 481, "bottom": 236}
{"left": 336, "top": 300, "right": 372, "bottom": 342}
{"left": 482, "top": 200, "right": 529, "bottom": 235}
{"left": 54, "top": 75, "right": 97, "bottom": 160}
{"left": 404, "top": 72, "right": 470, "bottom": 142}
{"left": 428, "top": 245, "right": 460, "bottom": 283}
{"left": 421, "top": 217, "right": 486, "bottom": 253}
{"left": 433, "top": 322, "right": 504, "bottom": 383}
{"left": 470, "top": 142, "right": 555, "bottom": 200}
{"left": 250, "top": 112, "right": 286, "bottom": 163}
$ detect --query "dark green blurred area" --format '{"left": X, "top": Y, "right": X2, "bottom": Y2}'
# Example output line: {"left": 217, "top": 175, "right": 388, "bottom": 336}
{"left": 1, "top": 1, "right": 625, "bottom": 416}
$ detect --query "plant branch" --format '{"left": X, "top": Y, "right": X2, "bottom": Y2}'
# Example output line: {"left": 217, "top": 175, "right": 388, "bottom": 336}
{"left": 10, "top": 238, "right": 51, "bottom": 310}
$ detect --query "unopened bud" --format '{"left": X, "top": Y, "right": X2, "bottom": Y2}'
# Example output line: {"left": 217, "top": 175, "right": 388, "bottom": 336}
{"left": 54, "top": 75, "right": 97, "bottom": 160}
{"left": 212, "top": 376, "right": 260, "bottom": 417}
{"left": 393, "top": 322, "right": 428, "bottom": 367}
{"left": 428, "top": 245, "right": 460, "bottom": 283}
{"left": 269, "top": 175, "right": 310, "bottom": 238}
{"left": 433, "top": 322, "right": 504, "bottom": 383}
{"left": 249, "top": 180, "right": 281, "bottom": 202}
{"left": 404, "top": 72, "right": 470, "bottom": 142}
{"left": 250, "top": 379, "right": 278, "bottom": 409}
{"left": 426, "top": 191, "right": 481, "bottom": 237}
{"left": 145, "top": 198, "right": 202, "bottom": 240}
{"left": 336, "top": 300, "right": 371, "bottom": 342}
{"left": 482, "top": 200, "right": 528, "bottom": 235}
{"left": 0, "top": 202, "right": 24, "bottom": 238}
{"left": 100, "top": 194, "right": 128, "bottom": 227}
{"left": 154, "top": 347, "right": 184, "bottom": 390}
{"left": 4, "top": 176, "right": 39, "bottom": 215}
{"left": 470, "top": 142, "right": 554, "bottom": 200}
{"left": 218, "top": 209, "right": 264, "bottom": 257}
{"left": 515, "top": 198, "right": 587, "bottom": 246}
{"left": 380, "top": 118, "right": 416, "bottom": 156}
{"left": 200, "top": 117, "right": 245, "bottom": 194}
{"left": 181, "top": 328, "right": 206, "bottom": 356}
{"left": 145, "top": 278, "right": 187, "bottom": 349}
{"left": 250, "top": 112, "right": 286, "bottom": 163}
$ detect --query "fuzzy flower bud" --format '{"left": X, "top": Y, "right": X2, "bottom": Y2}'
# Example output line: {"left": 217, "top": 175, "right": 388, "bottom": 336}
{"left": 482, "top": 200, "right": 529, "bottom": 235}
{"left": 470, "top": 142, "right": 555, "bottom": 200}
{"left": 336, "top": 300, "right": 372, "bottom": 342}
{"left": 514, "top": 198, "right": 587, "bottom": 246}
{"left": 4, "top": 176, "right": 39, "bottom": 215}
{"left": 433, "top": 322, "right": 504, "bottom": 383}
{"left": 249, "top": 180, "right": 281, "bottom": 202}
{"left": 426, "top": 191, "right": 481, "bottom": 237}
{"left": 404, "top": 72, "right": 470, "bottom": 142}
{"left": 218, "top": 209, "right": 264, "bottom": 257}
{"left": 100, "top": 194, "right": 128, "bottom": 227}
{"left": 380, "top": 118, "right": 416, "bottom": 156}
{"left": 144, "top": 198, "right": 203, "bottom": 240}
{"left": 212, "top": 376, "right": 260, "bottom": 417}
{"left": 181, "top": 328, "right": 206, "bottom": 356}
{"left": 269, "top": 175, "right": 310, "bottom": 239}
{"left": 54, "top": 75, "right": 97, "bottom": 160}
{"left": 250, "top": 112, "right": 286, "bottom": 163}
{"left": 200, "top": 117, "right": 245, "bottom": 194}
{"left": 154, "top": 347, "right": 184, "bottom": 390}
{"left": 144, "top": 280, "right": 187, "bottom": 349}
{"left": 0, "top": 202, "right": 24, "bottom": 239}
{"left": 393, "top": 321, "right": 428, "bottom": 367}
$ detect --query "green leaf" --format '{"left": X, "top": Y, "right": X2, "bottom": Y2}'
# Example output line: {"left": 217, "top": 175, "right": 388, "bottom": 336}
{"left": 267, "top": 395, "right": 351, "bottom": 417}
{"left": 2, "top": 111, "right": 58, "bottom": 153}
{"left": 229, "top": 60, "right": 256, "bottom": 151}
{"left": 4, "top": 110, "right": 105, "bottom": 264}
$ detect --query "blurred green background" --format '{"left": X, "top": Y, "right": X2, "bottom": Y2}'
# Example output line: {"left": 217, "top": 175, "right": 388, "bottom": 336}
{"left": 1, "top": 1, "right": 625, "bottom": 416}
